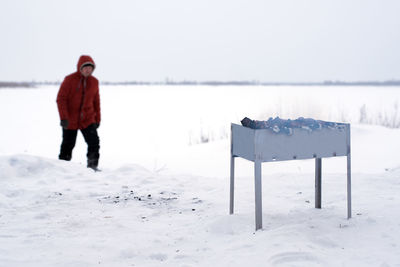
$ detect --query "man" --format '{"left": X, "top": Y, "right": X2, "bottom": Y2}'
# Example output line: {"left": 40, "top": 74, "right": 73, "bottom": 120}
{"left": 56, "top": 55, "right": 101, "bottom": 170}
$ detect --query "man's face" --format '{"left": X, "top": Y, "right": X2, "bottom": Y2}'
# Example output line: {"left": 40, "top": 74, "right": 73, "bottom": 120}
{"left": 81, "top": 66, "right": 94, "bottom": 77}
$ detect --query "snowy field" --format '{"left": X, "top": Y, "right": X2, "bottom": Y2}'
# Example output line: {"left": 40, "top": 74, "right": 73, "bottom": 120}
{"left": 1, "top": 85, "right": 400, "bottom": 266}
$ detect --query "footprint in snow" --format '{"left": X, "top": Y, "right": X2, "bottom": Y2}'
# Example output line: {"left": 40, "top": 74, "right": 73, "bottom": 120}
{"left": 149, "top": 253, "right": 168, "bottom": 261}
{"left": 269, "top": 252, "right": 323, "bottom": 266}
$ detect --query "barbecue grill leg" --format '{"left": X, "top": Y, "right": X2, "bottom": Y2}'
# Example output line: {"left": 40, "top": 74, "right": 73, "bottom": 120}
{"left": 347, "top": 126, "right": 352, "bottom": 219}
{"left": 230, "top": 155, "right": 235, "bottom": 214}
{"left": 315, "top": 158, "right": 322, "bottom": 209}
{"left": 347, "top": 154, "right": 352, "bottom": 219}
{"left": 255, "top": 160, "right": 263, "bottom": 230}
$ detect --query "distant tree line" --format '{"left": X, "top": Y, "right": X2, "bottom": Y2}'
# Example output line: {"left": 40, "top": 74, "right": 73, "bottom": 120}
{"left": 322, "top": 80, "right": 400, "bottom": 86}
{"left": 89, "top": 79, "right": 400, "bottom": 86}
{"left": 0, "top": 81, "right": 35, "bottom": 88}
{"left": 2, "top": 80, "right": 400, "bottom": 88}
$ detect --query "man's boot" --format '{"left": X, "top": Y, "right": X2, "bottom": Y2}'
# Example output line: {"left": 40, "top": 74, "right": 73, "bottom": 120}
{"left": 87, "top": 158, "right": 99, "bottom": 171}
{"left": 59, "top": 153, "right": 72, "bottom": 161}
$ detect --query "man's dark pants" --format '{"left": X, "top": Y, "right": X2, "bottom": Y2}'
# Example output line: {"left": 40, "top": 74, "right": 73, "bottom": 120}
{"left": 59, "top": 123, "right": 100, "bottom": 168}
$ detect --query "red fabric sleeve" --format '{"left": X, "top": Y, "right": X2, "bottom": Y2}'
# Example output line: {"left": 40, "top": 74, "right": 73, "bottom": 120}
{"left": 56, "top": 78, "right": 70, "bottom": 120}
{"left": 94, "top": 86, "right": 101, "bottom": 124}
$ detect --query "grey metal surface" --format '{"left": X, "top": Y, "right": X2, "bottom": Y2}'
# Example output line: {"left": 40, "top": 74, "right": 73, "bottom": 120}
{"left": 347, "top": 126, "right": 352, "bottom": 219}
{"left": 230, "top": 155, "right": 235, "bottom": 215}
{"left": 232, "top": 123, "right": 348, "bottom": 162}
{"left": 254, "top": 160, "right": 263, "bottom": 230}
{"left": 315, "top": 158, "right": 322, "bottom": 209}
{"left": 230, "top": 122, "right": 351, "bottom": 231}
{"left": 231, "top": 124, "right": 255, "bottom": 161}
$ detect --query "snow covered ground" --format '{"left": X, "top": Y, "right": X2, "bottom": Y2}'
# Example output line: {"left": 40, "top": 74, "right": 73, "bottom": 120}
{"left": 1, "top": 85, "right": 400, "bottom": 266}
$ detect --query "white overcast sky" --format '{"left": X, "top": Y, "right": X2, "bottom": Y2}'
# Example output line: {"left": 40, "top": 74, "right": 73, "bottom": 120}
{"left": 1, "top": 0, "right": 400, "bottom": 82}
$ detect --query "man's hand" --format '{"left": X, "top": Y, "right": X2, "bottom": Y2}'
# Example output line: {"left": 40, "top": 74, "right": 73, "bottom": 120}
{"left": 60, "top": 120, "right": 69, "bottom": 130}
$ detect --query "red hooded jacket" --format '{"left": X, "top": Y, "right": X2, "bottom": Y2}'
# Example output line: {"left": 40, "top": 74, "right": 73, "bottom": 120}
{"left": 57, "top": 55, "right": 101, "bottom": 130}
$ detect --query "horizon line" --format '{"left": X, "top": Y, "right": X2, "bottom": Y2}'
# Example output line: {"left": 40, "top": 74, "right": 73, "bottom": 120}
{"left": 1, "top": 79, "right": 400, "bottom": 88}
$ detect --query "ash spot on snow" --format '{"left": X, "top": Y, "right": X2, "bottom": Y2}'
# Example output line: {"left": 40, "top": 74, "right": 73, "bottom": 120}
{"left": 97, "top": 188, "right": 205, "bottom": 216}
{"left": 97, "top": 190, "right": 179, "bottom": 207}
